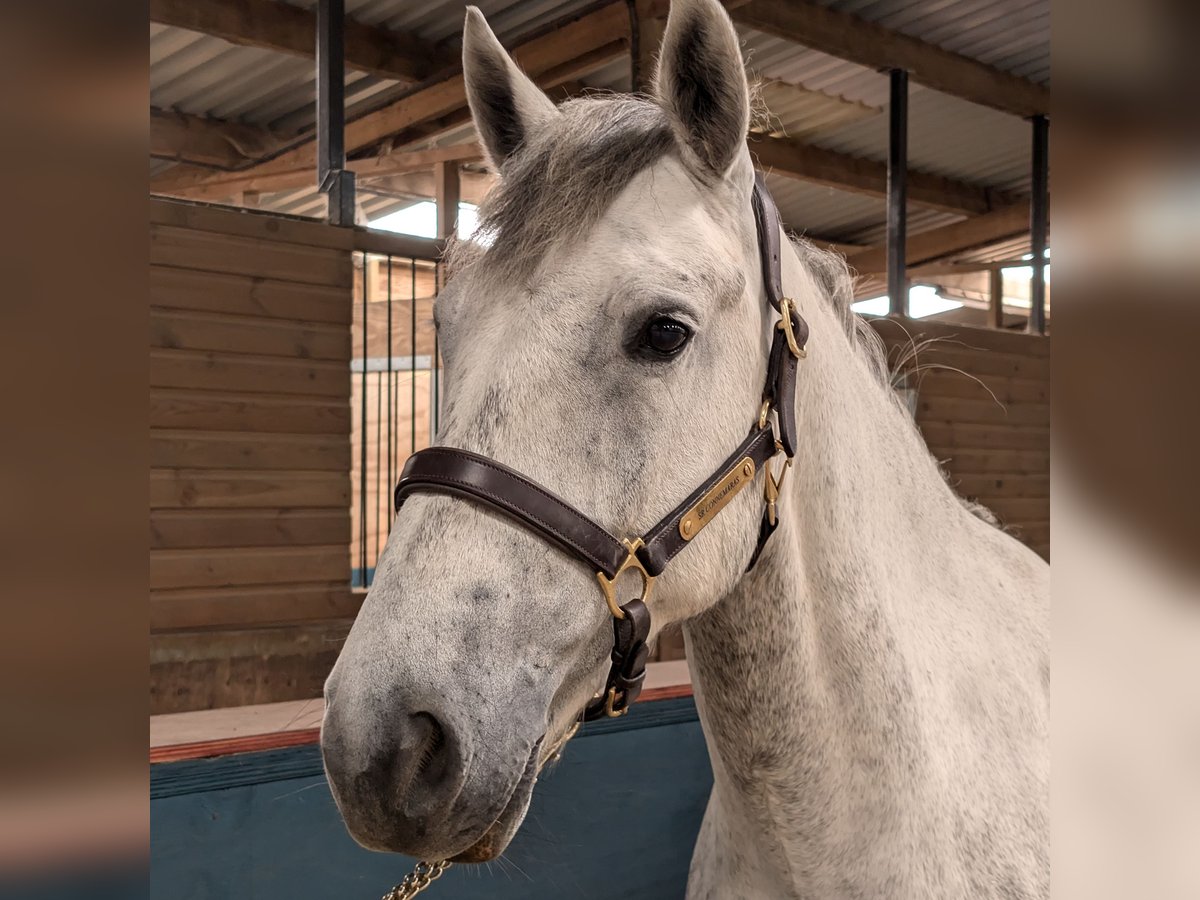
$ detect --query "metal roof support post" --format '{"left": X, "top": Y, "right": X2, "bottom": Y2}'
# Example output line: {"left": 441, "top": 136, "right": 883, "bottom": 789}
{"left": 887, "top": 68, "right": 909, "bottom": 318}
{"left": 318, "top": 0, "right": 356, "bottom": 226}
{"left": 1028, "top": 114, "right": 1049, "bottom": 334}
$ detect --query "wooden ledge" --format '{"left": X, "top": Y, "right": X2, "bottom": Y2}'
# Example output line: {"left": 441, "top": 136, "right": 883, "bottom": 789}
{"left": 150, "top": 660, "right": 692, "bottom": 764}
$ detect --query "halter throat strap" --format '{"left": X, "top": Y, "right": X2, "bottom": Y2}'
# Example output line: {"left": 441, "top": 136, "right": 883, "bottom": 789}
{"left": 393, "top": 174, "right": 807, "bottom": 721}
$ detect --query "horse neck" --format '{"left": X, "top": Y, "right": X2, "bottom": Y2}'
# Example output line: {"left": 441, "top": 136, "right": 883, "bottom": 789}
{"left": 683, "top": 241, "right": 975, "bottom": 891}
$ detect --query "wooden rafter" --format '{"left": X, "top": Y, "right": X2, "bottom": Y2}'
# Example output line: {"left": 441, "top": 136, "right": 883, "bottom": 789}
{"left": 150, "top": 0, "right": 455, "bottom": 84}
{"left": 150, "top": 110, "right": 289, "bottom": 168}
{"left": 152, "top": 143, "right": 484, "bottom": 201}
{"left": 152, "top": 2, "right": 631, "bottom": 198}
{"left": 731, "top": 0, "right": 1049, "bottom": 118}
{"left": 752, "top": 135, "right": 1017, "bottom": 216}
{"left": 845, "top": 203, "right": 1032, "bottom": 275}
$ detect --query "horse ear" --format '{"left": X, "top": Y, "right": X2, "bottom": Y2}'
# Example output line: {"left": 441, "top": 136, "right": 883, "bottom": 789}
{"left": 653, "top": 0, "right": 750, "bottom": 177}
{"left": 463, "top": 7, "right": 560, "bottom": 170}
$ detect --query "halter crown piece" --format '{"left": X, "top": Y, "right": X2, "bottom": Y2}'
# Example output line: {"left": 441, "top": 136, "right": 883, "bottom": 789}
{"left": 393, "top": 173, "right": 807, "bottom": 723}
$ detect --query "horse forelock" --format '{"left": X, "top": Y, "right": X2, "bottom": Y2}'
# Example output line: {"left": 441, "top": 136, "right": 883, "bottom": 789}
{"left": 446, "top": 94, "right": 676, "bottom": 278}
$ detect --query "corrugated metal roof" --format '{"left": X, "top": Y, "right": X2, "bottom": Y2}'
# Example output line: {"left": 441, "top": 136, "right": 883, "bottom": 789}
{"left": 150, "top": 0, "right": 1046, "bottom": 246}
{"left": 815, "top": 0, "right": 1050, "bottom": 83}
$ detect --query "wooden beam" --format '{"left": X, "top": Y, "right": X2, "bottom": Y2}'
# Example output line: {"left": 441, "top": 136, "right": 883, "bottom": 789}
{"left": 358, "top": 171, "right": 493, "bottom": 208}
{"left": 731, "top": 0, "right": 1049, "bottom": 118}
{"left": 153, "top": 143, "right": 484, "bottom": 200}
{"left": 150, "top": 0, "right": 455, "bottom": 84}
{"left": 988, "top": 267, "right": 1005, "bottom": 329}
{"left": 157, "top": 2, "right": 631, "bottom": 198}
{"left": 150, "top": 110, "right": 287, "bottom": 168}
{"left": 752, "top": 134, "right": 1015, "bottom": 216}
{"left": 846, "top": 202, "right": 1031, "bottom": 275}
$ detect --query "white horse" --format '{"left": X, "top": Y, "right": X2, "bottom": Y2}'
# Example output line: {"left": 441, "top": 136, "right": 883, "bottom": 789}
{"left": 321, "top": 0, "right": 1050, "bottom": 895}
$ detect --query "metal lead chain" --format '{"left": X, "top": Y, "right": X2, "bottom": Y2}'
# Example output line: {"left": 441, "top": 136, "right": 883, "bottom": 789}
{"left": 381, "top": 860, "right": 450, "bottom": 900}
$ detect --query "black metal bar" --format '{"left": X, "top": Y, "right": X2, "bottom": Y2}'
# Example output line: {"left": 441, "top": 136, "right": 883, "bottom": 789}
{"left": 317, "top": 0, "right": 356, "bottom": 226}
{"left": 432, "top": 262, "right": 440, "bottom": 437}
{"left": 358, "top": 253, "right": 368, "bottom": 587}
{"left": 386, "top": 255, "right": 394, "bottom": 528}
{"left": 887, "top": 68, "right": 909, "bottom": 318}
{"left": 410, "top": 259, "right": 417, "bottom": 455}
{"left": 1028, "top": 114, "right": 1049, "bottom": 335}
{"left": 374, "top": 368, "right": 381, "bottom": 568}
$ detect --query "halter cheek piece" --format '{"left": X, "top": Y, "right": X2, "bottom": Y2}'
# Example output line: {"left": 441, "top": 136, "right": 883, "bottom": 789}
{"left": 394, "top": 175, "right": 807, "bottom": 722}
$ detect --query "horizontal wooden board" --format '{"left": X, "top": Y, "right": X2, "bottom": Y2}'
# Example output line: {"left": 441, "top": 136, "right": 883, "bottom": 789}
{"left": 150, "top": 349, "right": 348, "bottom": 398}
{"left": 918, "top": 422, "right": 1049, "bottom": 452}
{"left": 151, "top": 265, "right": 350, "bottom": 325}
{"left": 150, "top": 308, "right": 349, "bottom": 361}
{"left": 150, "top": 582, "right": 361, "bottom": 631}
{"left": 151, "top": 469, "right": 350, "bottom": 509}
{"left": 151, "top": 223, "right": 351, "bottom": 286}
{"left": 149, "top": 619, "right": 353, "bottom": 713}
{"left": 151, "top": 430, "right": 349, "bottom": 471}
{"left": 151, "top": 508, "right": 350, "bottom": 549}
{"left": 916, "top": 396, "right": 1049, "bottom": 427}
{"left": 150, "top": 389, "right": 350, "bottom": 434}
{"left": 980, "top": 497, "right": 1049, "bottom": 524}
{"left": 912, "top": 372, "right": 1049, "bottom": 405}
{"left": 150, "top": 544, "right": 348, "bottom": 590}
{"left": 871, "top": 317, "right": 1051, "bottom": 358}
{"left": 1005, "top": 522, "right": 1049, "bottom": 544}
{"left": 901, "top": 348, "right": 1049, "bottom": 382}
{"left": 150, "top": 198, "right": 352, "bottom": 251}
{"left": 932, "top": 449, "right": 1049, "bottom": 475}
{"left": 951, "top": 474, "right": 1050, "bottom": 500}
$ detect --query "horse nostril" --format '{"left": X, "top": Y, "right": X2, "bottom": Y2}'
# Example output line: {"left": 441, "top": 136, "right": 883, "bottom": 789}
{"left": 407, "top": 711, "right": 452, "bottom": 791}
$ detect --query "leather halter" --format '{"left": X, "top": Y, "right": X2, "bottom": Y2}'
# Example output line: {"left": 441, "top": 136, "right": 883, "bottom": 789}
{"left": 394, "top": 173, "right": 808, "bottom": 722}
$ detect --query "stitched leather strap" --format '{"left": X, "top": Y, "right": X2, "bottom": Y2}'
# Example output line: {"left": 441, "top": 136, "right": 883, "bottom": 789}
{"left": 754, "top": 171, "right": 808, "bottom": 458}
{"left": 395, "top": 447, "right": 629, "bottom": 579}
{"left": 636, "top": 425, "right": 779, "bottom": 576}
{"left": 582, "top": 599, "right": 651, "bottom": 721}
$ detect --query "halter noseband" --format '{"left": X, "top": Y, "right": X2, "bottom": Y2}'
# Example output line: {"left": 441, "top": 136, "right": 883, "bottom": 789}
{"left": 394, "top": 174, "right": 808, "bottom": 722}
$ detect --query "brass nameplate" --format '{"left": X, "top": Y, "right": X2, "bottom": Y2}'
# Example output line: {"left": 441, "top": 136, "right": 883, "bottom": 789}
{"left": 678, "top": 457, "right": 755, "bottom": 541}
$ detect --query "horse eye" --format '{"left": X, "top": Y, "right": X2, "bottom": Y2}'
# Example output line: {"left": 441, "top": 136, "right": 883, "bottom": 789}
{"left": 641, "top": 318, "right": 691, "bottom": 357}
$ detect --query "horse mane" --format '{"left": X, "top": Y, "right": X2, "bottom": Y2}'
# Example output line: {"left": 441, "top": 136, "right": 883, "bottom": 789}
{"left": 789, "top": 237, "right": 1000, "bottom": 525}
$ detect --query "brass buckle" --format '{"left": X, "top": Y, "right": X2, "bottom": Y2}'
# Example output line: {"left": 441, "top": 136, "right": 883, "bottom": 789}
{"left": 776, "top": 297, "right": 807, "bottom": 359}
{"left": 758, "top": 398, "right": 772, "bottom": 430}
{"left": 763, "top": 442, "right": 793, "bottom": 527}
{"left": 595, "top": 537, "right": 655, "bottom": 620}
{"left": 602, "top": 686, "right": 628, "bottom": 718}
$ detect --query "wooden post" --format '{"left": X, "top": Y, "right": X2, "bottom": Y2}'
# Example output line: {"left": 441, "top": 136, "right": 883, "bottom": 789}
{"left": 633, "top": 0, "right": 666, "bottom": 93}
{"left": 988, "top": 266, "right": 1004, "bottom": 329}
{"left": 434, "top": 161, "right": 460, "bottom": 240}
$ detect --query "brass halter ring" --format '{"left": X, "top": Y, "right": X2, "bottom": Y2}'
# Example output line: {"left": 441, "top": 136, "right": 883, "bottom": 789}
{"left": 595, "top": 537, "right": 655, "bottom": 620}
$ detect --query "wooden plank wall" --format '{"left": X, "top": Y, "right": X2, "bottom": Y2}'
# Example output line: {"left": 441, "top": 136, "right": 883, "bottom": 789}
{"left": 869, "top": 316, "right": 1050, "bottom": 559}
{"left": 150, "top": 199, "right": 358, "bottom": 713}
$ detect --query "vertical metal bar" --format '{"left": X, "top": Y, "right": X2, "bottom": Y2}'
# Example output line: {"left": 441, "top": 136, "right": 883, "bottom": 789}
{"left": 386, "top": 256, "right": 394, "bottom": 528}
{"left": 887, "top": 68, "right": 909, "bottom": 318}
{"left": 1028, "top": 114, "right": 1049, "bottom": 335}
{"left": 358, "top": 253, "right": 368, "bottom": 588}
{"left": 374, "top": 369, "right": 381, "bottom": 568}
{"left": 317, "top": 0, "right": 355, "bottom": 225}
{"left": 410, "top": 259, "right": 417, "bottom": 455}
{"left": 432, "top": 262, "right": 440, "bottom": 437}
